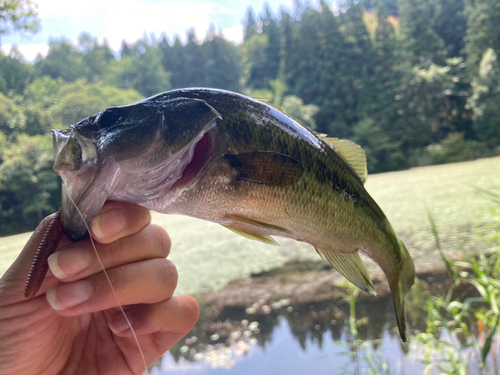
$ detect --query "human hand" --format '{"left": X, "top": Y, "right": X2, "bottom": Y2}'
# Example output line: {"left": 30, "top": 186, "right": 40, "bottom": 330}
{"left": 0, "top": 202, "right": 199, "bottom": 375}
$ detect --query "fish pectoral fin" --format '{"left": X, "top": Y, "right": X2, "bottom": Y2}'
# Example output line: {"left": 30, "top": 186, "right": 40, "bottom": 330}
{"left": 223, "top": 225, "right": 279, "bottom": 246}
{"left": 315, "top": 248, "right": 376, "bottom": 295}
{"left": 223, "top": 151, "right": 304, "bottom": 186}
{"left": 318, "top": 137, "right": 368, "bottom": 184}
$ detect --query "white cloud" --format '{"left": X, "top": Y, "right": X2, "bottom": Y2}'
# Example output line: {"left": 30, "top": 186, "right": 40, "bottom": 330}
{"left": 2, "top": 0, "right": 295, "bottom": 57}
{"left": 36, "top": 0, "right": 116, "bottom": 19}
{"left": 220, "top": 24, "right": 244, "bottom": 45}
{"left": 103, "top": 1, "right": 216, "bottom": 49}
{"left": 1, "top": 44, "right": 50, "bottom": 61}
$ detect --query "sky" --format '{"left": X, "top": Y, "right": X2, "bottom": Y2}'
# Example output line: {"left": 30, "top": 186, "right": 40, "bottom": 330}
{"left": 2, "top": 0, "right": 295, "bottom": 61}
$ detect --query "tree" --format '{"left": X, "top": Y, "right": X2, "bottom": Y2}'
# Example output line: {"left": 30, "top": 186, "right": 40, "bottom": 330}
{"left": 202, "top": 27, "right": 241, "bottom": 92}
{"left": 182, "top": 29, "right": 206, "bottom": 87}
{"left": 78, "top": 33, "right": 116, "bottom": 82}
{"left": 36, "top": 38, "right": 89, "bottom": 82}
{"left": 0, "top": 0, "right": 40, "bottom": 46}
{"left": 106, "top": 41, "right": 171, "bottom": 97}
{"left": 240, "top": 33, "right": 270, "bottom": 90}
{"left": 463, "top": 0, "right": 500, "bottom": 75}
{"left": 398, "top": 0, "right": 446, "bottom": 64}
{"left": 433, "top": 0, "right": 467, "bottom": 58}
{"left": 0, "top": 91, "right": 22, "bottom": 136}
{"left": 260, "top": 4, "right": 280, "bottom": 86}
{"left": 0, "top": 134, "right": 59, "bottom": 235}
{"left": 0, "top": 47, "right": 39, "bottom": 95}
{"left": 165, "top": 36, "right": 187, "bottom": 89}
{"left": 49, "top": 80, "right": 143, "bottom": 127}
{"left": 468, "top": 48, "right": 500, "bottom": 147}
{"left": 243, "top": 6, "right": 258, "bottom": 42}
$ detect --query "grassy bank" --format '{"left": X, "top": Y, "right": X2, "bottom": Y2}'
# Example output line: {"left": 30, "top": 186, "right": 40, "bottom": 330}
{"left": 1, "top": 156, "right": 499, "bottom": 295}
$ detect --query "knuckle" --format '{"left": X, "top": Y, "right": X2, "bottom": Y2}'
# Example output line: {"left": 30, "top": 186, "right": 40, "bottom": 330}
{"left": 182, "top": 296, "right": 200, "bottom": 324}
{"left": 156, "top": 258, "right": 178, "bottom": 289}
{"left": 149, "top": 225, "right": 171, "bottom": 258}
{"left": 110, "top": 266, "right": 128, "bottom": 293}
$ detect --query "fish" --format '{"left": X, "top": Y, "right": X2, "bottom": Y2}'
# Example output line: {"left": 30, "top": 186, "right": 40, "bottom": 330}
{"left": 33, "top": 88, "right": 415, "bottom": 341}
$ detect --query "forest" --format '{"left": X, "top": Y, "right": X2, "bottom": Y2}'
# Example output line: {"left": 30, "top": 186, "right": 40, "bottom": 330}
{"left": 1, "top": 0, "right": 500, "bottom": 235}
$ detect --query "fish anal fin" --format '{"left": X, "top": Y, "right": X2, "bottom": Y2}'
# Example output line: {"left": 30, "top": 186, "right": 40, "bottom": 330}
{"left": 318, "top": 136, "right": 368, "bottom": 184}
{"left": 316, "top": 248, "right": 376, "bottom": 295}
{"left": 223, "top": 225, "right": 279, "bottom": 246}
{"left": 223, "top": 151, "right": 304, "bottom": 186}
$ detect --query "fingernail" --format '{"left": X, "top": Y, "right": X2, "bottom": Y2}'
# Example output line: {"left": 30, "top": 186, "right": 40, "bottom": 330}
{"left": 46, "top": 280, "right": 92, "bottom": 311}
{"left": 91, "top": 208, "right": 126, "bottom": 240}
{"left": 48, "top": 249, "right": 91, "bottom": 279}
{"left": 109, "top": 312, "right": 131, "bottom": 334}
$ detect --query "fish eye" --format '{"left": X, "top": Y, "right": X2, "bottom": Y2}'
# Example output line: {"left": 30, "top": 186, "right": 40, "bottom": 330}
{"left": 97, "top": 108, "right": 123, "bottom": 129}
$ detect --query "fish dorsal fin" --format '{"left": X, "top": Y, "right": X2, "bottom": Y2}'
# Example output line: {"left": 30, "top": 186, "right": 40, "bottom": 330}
{"left": 315, "top": 248, "right": 376, "bottom": 295}
{"left": 320, "top": 137, "right": 368, "bottom": 184}
{"left": 223, "top": 225, "right": 279, "bottom": 246}
{"left": 254, "top": 98, "right": 287, "bottom": 114}
{"left": 254, "top": 97, "right": 271, "bottom": 103}
{"left": 223, "top": 151, "right": 304, "bottom": 186}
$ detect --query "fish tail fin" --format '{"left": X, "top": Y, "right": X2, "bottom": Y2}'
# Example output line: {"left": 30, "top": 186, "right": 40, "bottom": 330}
{"left": 389, "top": 240, "right": 415, "bottom": 343}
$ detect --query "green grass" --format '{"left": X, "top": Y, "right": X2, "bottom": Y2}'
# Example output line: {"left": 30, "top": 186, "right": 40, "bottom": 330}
{"left": 1, "top": 156, "right": 500, "bottom": 295}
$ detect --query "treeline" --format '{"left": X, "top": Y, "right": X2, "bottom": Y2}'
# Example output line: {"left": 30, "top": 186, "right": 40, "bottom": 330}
{"left": 1, "top": 0, "right": 500, "bottom": 235}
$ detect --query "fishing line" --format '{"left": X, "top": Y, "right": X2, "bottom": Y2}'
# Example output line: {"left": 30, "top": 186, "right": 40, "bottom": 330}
{"left": 65, "top": 188, "right": 147, "bottom": 373}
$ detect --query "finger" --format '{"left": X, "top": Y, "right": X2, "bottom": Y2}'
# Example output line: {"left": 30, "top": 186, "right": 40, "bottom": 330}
{"left": 45, "top": 258, "right": 178, "bottom": 315}
{"left": 108, "top": 295, "right": 199, "bottom": 338}
{"left": 90, "top": 201, "right": 151, "bottom": 244}
{"left": 47, "top": 224, "right": 171, "bottom": 282}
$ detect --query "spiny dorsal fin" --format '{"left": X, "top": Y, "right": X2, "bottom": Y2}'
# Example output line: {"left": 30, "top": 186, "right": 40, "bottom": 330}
{"left": 223, "top": 225, "right": 279, "bottom": 246}
{"left": 254, "top": 98, "right": 287, "bottom": 114}
{"left": 319, "top": 136, "right": 368, "bottom": 184}
{"left": 315, "top": 248, "right": 376, "bottom": 295}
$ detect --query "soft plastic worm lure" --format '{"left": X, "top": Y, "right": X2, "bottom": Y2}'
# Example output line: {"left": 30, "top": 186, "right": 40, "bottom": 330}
{"left": 25, "top": 209, "right": 63, "bottom": 299}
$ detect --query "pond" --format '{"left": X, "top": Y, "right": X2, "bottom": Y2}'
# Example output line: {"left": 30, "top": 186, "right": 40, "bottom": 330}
{"left": 149, "top": 294, "right": 428, "bottom": 374}
{"left": 144, "top": 261, "right": 486, "bottom": 375}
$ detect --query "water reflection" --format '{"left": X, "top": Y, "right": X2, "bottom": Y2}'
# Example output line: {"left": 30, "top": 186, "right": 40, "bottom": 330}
{"left": 151, "top": 293, "right": 428, "bottom": 373}
{"left": 146, "top": 264, "right": 482, "bottom": 374}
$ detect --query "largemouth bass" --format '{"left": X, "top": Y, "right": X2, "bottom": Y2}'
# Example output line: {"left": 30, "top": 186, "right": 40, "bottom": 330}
{"left": 43, "top": 88, "right": 414, "bottom": 341}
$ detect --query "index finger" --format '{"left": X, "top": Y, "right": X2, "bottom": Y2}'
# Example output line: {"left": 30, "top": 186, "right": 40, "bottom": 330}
{"left": 90, "top": 202, "right": 151, "bottom": 244}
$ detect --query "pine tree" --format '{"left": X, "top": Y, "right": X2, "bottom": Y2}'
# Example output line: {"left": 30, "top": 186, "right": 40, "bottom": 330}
{"left": 340, "top": 0, "right": 375, "bottom": 121}
{"left": 36, "top": 38, "right": 89, "bottom": 82}
{"left": 469, "top": 48, "right": 500, "bottom": 147}
{"left": 398, "top": 0, "right": 446, "bottom": 64}
{"left": 278, "top": 9, "right": 293, "bottom": 86}
{"left": 261, "top": 4, "right": 280, "bottom": 85}
{"left": 313, "top": 1, "right": 358, "bottom": 137}
{"left": 168, "top": 36, "right": 187, "bottom": 89}
{"left": 202, "top": 27, "right": 241, "bottom": 91}
{"left": 433, "top": 0, "right": 467, "bottom": 58}
{"left": 463, "top": 0, "right": 500, "bottom": 75}
{"left": 243, "top": 6, "right": 258, "bottom": 42}
{"left": 120, "top": 41, "right": 134, "bottom": 58}
{"left": 182, "top": 29, "right": 205, "bottom": 87}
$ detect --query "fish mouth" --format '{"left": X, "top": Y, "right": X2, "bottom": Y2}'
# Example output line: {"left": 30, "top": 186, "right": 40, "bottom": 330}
{"left": 53, "top": 126, "right": 217, "bottom": 242}
{"left": 170, "top": 128, "right": 215, "bottom": 191}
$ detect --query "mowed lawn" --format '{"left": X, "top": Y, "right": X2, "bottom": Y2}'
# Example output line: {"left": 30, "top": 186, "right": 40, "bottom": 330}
{"left": 1, "top": 156, "right": 499, "bottom": 295}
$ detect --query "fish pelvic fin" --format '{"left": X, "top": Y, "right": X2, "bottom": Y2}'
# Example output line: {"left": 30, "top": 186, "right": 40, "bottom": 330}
{"left": 315, "top": 248, "right": 376, "bottom": 295}
{"left": 223, "top": 225, "right": 279, "bottom": 246}
{"left": 389, "top": 240, "right": 416, "bottom": 343}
